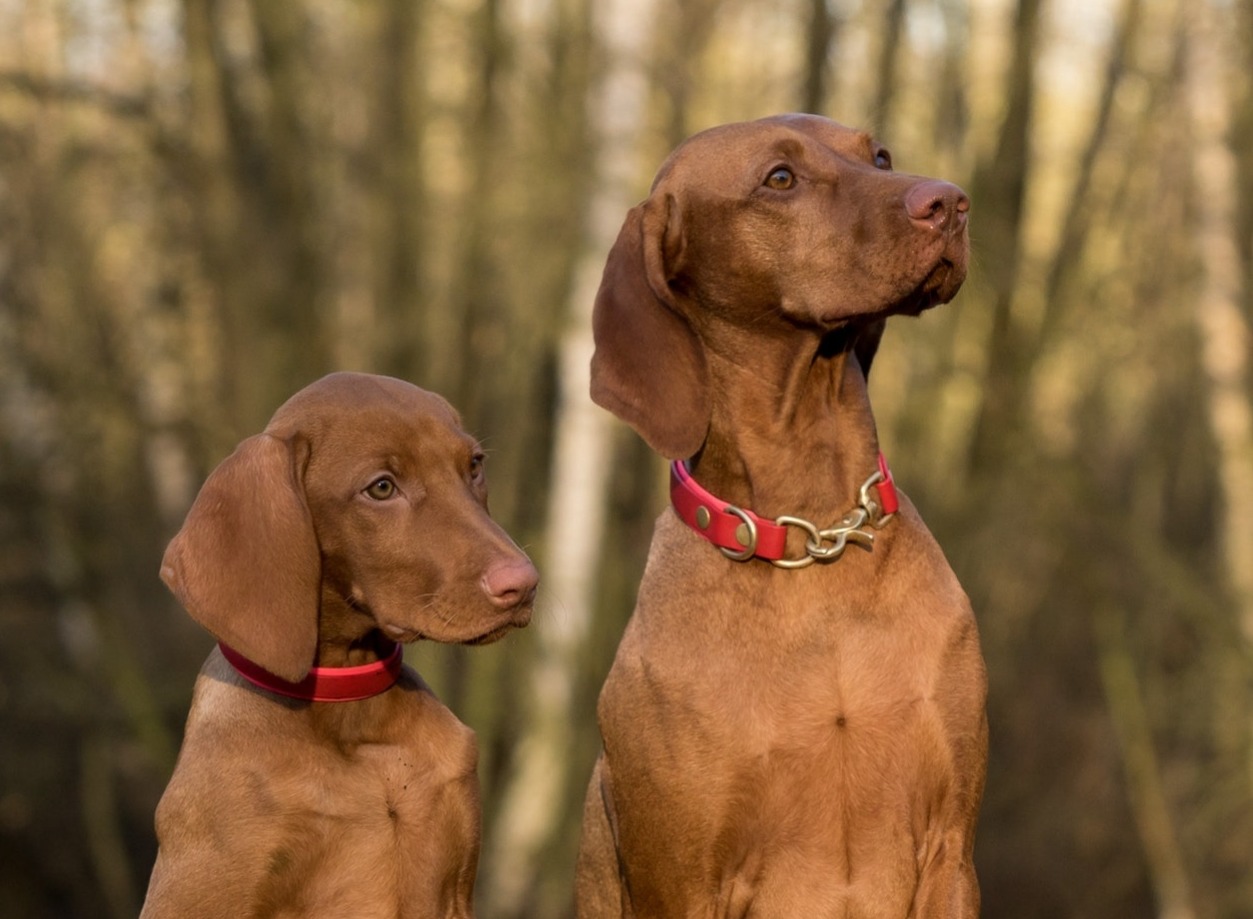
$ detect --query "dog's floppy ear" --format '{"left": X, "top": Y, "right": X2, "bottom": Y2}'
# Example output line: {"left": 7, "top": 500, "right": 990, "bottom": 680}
{"left": 160, "top": 433, "right": 320, "bottom": 683}
{"left": 589, "top": 195, "right": 711, "bottom": 459}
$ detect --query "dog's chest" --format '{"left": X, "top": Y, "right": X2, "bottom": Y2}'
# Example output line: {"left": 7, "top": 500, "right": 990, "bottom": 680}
{"left": 605, "top": 614, "right": 954, "bottom": 918}
{"left": 628, "top": 555, "right": 945, "bottom": 733}
{"left": 645, "top": 613, "right": 940, "bottom": 760}
{"left": 300, "top": 726, "right": 479, "bottom": 911}
{"left": 207, "top": 701, "right": 481, "bottom": 918}
{"left": 614, "top": 594, "right": 949, "bottom": 803}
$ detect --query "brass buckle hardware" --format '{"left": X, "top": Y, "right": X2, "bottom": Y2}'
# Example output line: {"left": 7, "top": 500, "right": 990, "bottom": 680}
{"left": 858, "top": 469, "right": 896, "bottom": 529}
{"left": 770, "top": 511, "right": 876, "bottom": 568}
{"left": 745, "top": 466, "right": 894, "bottom": 568}
{"left": 718, "top": 505, "right": 759, "bottom": 561}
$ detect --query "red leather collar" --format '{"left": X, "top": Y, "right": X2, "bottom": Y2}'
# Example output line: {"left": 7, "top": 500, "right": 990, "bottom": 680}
{"left": 670, "top": 452, "right": 899, "bottom": 566}
{"left": 219, "top": 641, "right": 404, "bottom": 702}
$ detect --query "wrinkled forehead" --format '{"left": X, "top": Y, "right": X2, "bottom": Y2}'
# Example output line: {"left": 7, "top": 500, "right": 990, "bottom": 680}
{"left": 266, "top": 372, "right": 471, "bottom": 452}
{"left": 651, "top": 115, "right": 877, "bottom": 191}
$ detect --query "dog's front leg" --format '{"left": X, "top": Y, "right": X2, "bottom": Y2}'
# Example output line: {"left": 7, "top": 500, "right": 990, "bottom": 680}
{"left": 910, "top": 826, "right": 981, "bottom": 919}
{"left": 575, "top": 757, "right": 634, "bottom": 919}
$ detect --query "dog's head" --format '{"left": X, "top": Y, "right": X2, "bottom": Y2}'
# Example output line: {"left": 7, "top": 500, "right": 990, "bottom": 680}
{"left": 590, "top": 113, "right": 969, "bottom": 459}
{"left": 160, "top": 372, "right": 537, "bottom": 683}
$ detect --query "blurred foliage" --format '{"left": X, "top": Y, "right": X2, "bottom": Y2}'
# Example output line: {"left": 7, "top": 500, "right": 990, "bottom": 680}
{"left": 0, "top": 0, "right": 1251, "bottom": 917}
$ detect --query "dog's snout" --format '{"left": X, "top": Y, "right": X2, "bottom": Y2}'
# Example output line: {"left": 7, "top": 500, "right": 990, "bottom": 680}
{"left": 482, "top": 557, "right": 539, "bottom": 610}
{"left": 905, "top": 180, "right": 969, "bottom": 231}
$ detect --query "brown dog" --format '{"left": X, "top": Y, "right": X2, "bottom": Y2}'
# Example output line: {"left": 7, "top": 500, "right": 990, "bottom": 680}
{"left": 575, "top": 114, "right": 987, "bottom": 918}
{"left": 141, "top": 372, "right": 537, "bottom": 919}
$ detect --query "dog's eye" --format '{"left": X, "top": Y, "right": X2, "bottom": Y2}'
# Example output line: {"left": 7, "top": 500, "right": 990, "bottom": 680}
{"left": 365, "top": 476, "right": 397, "bottom": 500}
{"left": 469, "top": 454, "right": 486, "bottom": 485}
{"left": 764, "top": 167, "right": 796, "bottom": 190}
{"left": 873, "top": 148, "right": 893, "bottom": 170}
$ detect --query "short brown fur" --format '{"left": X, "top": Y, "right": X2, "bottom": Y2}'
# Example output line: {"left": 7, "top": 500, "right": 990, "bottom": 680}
{"left": 576, "top": 114, "right": 988, "bottom": 918}
{"left": 142, "top": 372, "right": 537, "bottom": 919}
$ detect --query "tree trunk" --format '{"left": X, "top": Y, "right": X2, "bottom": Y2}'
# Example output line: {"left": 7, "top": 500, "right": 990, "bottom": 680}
{"left": 965, "top": 0, "right": 1044, "bottom": 473}
{"left": 1038, "top": 0, "right": 1144, "bottom": 340}
{"left": 80, "top": 734, "right": 139, "bottom": 919}
{"left": 654, "top": 0, "right": 720, "bottom": 147}
{"left": 1094, "top": 606, "right": 1197, "bottom": 919}
{"left": 1187, "top": 0, "right": 1253, "bottom": 794}
{"left": 1237, "top": 0, "right": 1253, "bottom": 312}
{"left": 480, "top": 2, "right": 656, "bottom": 914}
{"left": 871, "top": 0, "right": 908, "bottom": 132}
{"left": 373, "top": 0, "right": 428, "bottom": 379}
{"left": 800, "top": 0, "right": 838, "bottom": 114}
{"left": 931, "top": 0, "right": 969, "bottom": 161}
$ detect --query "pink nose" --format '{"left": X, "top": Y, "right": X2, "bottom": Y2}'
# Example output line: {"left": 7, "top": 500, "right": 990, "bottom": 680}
{"left": 905, "top": 180, "right": 970, "bottom": 231}
{"left": 482, "top": 557, "right": 539, "bottom": 609}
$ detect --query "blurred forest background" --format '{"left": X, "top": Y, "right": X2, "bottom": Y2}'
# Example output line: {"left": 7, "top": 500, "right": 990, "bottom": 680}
{"left": 1, "top": 0, "right": 1251, "bottom": 916}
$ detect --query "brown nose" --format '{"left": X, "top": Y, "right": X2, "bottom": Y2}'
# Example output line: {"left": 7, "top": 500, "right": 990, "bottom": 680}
{"left": 482, "top": 557, "right": 539, "bottom": 609}
{"left": 905, "top": 180, "right": 970, "bottom": 231}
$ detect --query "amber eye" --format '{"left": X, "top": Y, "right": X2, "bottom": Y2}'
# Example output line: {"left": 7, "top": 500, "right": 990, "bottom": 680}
{"left": 765, "top": 166, "right": 796, "bottom": 190}
{"left": 365, "top": 476, "right": 397, "bottom": 500}
{"left": 873, "top": 148, "right": 892, "bottom": 170}
{"left": 469, "top": 454, "right": 486, "bottom": 485}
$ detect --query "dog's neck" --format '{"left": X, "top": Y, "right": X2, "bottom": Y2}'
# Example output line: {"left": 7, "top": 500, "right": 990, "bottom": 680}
{"left": 688, "top": 324, "right": 882, "bottom": 523}
{"left": 315, "top": 587, "right": 398, "bottom": 668}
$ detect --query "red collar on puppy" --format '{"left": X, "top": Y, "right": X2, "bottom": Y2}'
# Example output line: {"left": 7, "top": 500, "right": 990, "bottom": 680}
{"left": 670, "top": 452, "right": 899, "bottom": 568}
{"left": 219, "top": 641, "right": 404, "bottom": 702}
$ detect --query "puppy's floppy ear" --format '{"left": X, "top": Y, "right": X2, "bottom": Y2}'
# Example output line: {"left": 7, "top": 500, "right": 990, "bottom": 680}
{"left": 589, "top": 195, "right": 711, "bottom": 460}
{"left": 853, "top": 317, "right": 887, "bottom": 381}
{"left": 160, "top": 433, "right": 320, "bottom": 683}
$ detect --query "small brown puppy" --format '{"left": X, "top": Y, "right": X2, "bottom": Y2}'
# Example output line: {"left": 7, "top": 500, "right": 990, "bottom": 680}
{"left": 576, "top": 114, "right": 987, "bottom": 918}
{"left": 141, "top": 372, "right": 537, "bottom": 919}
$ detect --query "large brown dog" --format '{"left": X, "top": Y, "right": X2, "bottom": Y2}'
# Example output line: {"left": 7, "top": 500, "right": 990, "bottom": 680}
{"left": 575, "top": 115, "right": 987, "bottom": 918}
{"left": 141, "top": 372, "right": 537, "bottom": 919}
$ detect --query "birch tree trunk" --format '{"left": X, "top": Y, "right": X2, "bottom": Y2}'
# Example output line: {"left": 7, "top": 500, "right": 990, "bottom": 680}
{"left": 481, "top": 1, "right": 658, "bottom": 912}
{"left": 1187, "top": 0, "right": 1253, "bottom": 789}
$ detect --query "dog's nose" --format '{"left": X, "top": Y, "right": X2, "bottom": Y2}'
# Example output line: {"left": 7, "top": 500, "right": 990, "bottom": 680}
{"left": 905, "top": 180, "right": 969, "bottom": 231}
{"left": 482, "top": 557, "right": 539, "bottom": 609}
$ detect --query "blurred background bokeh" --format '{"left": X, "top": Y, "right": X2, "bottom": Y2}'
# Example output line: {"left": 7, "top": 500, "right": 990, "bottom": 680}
{"left": 1, "top": 0, "right": 1251, "bottom": 916}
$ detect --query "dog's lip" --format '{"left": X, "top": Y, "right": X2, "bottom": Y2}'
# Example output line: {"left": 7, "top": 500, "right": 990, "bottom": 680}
{"left": 463, "top": 622, "right": 518, "bottom": 646}
{"left": 381, "top": 623, "right": 423, "bottom": 642}
{"left": 381, "top": 603, "right": 532, "bottom": 646}
{"left": 464, "top": 603, "right": 534, "bottom": 645}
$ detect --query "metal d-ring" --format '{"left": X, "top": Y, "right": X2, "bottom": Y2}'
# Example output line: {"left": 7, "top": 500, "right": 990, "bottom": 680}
{"left": 772, "top": 515, "right": 821, "bottom": 569}
{"left": 718, "top": 505, "right": 758, "bottom": 562}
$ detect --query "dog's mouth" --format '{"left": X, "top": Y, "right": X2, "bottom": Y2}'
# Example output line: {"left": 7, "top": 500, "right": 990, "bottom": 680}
{"left": 893, "top": 258, "right": 966, "bottom": 316}
{"left": 463, "top": 624, "right": 516, "bottom": 646}
{"left": 463, "top": 610, "right": 532, "bottom": 646}
{"left": 380, "top": 601, "right": 533, "bottom": 647}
